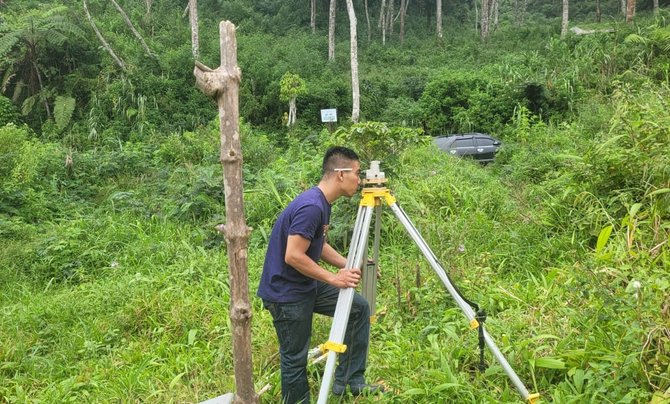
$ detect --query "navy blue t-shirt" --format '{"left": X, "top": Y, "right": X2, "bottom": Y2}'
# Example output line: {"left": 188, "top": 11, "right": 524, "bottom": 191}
{"left": 257, "top": 186, "right": 331, "bottom": 303}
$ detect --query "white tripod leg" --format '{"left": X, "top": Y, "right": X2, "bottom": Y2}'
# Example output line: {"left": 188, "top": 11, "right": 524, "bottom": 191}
{"left": 388, "top": 201, "right": 536, "bottom": 402}
{"left": 317, "top": 204, "right": 375, "bottom": 404}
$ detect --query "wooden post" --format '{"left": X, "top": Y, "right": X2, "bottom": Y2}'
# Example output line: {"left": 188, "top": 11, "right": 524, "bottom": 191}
{"left": 194, "top": 21, "right": 258, "bottom": 404}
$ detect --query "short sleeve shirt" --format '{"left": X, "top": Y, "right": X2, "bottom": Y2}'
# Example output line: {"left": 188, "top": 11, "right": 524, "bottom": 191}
{"left": 257, "top": 186, "right": 331, "bottom": 303}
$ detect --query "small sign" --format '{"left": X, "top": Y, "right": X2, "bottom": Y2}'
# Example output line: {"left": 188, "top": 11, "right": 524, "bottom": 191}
{"left": 320, "top": 108, "right": 337, "bottom": 123}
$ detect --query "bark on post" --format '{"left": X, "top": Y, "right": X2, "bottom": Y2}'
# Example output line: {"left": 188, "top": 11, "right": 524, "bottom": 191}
{"left": 194, "top": 21, "right": 258, "bottom": 404}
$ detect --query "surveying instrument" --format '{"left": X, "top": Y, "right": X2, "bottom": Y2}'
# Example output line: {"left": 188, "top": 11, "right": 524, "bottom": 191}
{"left": 315, "top": 161, "right": 540, "bottom": 404}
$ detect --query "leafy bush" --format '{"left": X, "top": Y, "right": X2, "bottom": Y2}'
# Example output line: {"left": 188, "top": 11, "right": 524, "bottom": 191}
{"left": 419, "top": 71, "right": 516, "bottom": 135}
{"left": 0, "top": 96, "right": 20, "bottom": 126}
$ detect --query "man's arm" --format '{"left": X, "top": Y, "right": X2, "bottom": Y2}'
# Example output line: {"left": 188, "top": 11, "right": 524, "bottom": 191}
{"left": 321, "top": 242, "right": 347, "bottom": 269}
{"left": 285, "top": 234, "right": 360, "bottom": 289}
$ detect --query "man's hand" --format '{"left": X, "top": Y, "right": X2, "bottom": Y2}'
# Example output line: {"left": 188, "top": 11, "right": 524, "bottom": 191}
{"left": 331, "top": 267, "right": 361, "bottom": 289}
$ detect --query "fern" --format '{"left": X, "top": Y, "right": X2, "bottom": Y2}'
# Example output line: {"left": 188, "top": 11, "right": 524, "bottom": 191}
{"left": 0, "top": 32, "right": 20, "bottom": 62}
{"left": 54, "top": 96, "right": 75, "bottom": 132}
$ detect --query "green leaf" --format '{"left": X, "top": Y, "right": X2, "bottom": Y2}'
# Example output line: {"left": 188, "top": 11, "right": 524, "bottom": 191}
{"left": 169, "top": 372, "right": 186, "bottom": 389}
{"left": 54, "top": 95, "right": 75, "bottom": 131}
{"left": 188, "top": 329, "right": 198, "bottom": 346}
{"left": 595, "top": 225, "right": 613, "bottom": 255}
{"left": 535, "top": 357, "right": 566, "bottom": 369}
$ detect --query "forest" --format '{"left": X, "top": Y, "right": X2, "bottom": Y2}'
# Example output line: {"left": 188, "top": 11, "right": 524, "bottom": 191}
{"left": 1, "top": 0, "right": 669, "bottom": 402}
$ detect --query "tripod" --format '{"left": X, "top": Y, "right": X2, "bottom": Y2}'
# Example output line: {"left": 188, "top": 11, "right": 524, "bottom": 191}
{"left": 316, "top": 161, "right": 540, "bottom": 404}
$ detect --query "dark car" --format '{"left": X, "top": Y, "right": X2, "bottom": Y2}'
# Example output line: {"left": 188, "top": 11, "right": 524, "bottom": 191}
{"left": 433, "top": 133, "right": 502, "bottom": 163}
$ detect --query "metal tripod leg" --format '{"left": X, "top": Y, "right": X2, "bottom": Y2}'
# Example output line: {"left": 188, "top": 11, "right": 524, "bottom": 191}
{"left": 316, "top": 203, "right": 375, "bottom": 404}
{"left": 361, "top": 203, "right": 381, "bottom": 321}
{"left": 387, "top": 201, "right": 538, "bottom": 403}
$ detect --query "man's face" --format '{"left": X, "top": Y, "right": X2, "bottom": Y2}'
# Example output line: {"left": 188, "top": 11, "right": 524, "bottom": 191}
{"left": 341, "top": 160, "right": 361, "bottom": 197}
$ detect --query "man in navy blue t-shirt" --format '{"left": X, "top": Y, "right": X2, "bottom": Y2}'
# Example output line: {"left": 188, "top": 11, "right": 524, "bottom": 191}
{"left": 258, "top": 147, "right": 383, "bottom": 403}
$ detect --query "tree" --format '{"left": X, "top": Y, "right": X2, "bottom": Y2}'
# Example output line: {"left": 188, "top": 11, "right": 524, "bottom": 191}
{"left": 0, "top": 4, "right": 86, "bottom": 119}
{"left": 561, "top": 0, "right": 569, "bottom": 38}
{"left": 279, "top": 72, "right": 306, "bottom": 127}
{"left": 379, "top": 0, "right": 388, "bottom": 45}
{"left": 328, "top": 0, "right": 336, "bottom": 61}
{"left": 626, "top": 0, "right": 636, "bottom": 23}
{"left": 436, "top": 0, "right": 443, "bottom": 39}
{"left": 110, "top": 0, "right": 156, "bottom": 59}
{"left": 399, "top": 0, "right": 406, "bottom": 45}
{"left": 311, "top": 0, "right": 316, "bottom": 34}
{"left": 654, "top": 0, "right": 659, "bottom": 15}
{"left": 364, "top": 0, "right": 371, "bottom": 42}
{"left": 189, "top": 0, "right": 199, "bottom": 58}
{"left": 480, "top": 0, "right": 491, "bottom": 40}
{"left": 345, "top": 0, "right": 360, "bottom": 122}
{"left": 82, "top": 0, "right": 126, "bottom": 71}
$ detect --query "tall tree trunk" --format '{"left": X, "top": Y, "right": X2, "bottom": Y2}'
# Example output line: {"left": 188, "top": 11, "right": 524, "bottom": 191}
{"left": 596, "top": 0, "right": 601, "bottom": 23}
{"left": 653, "top": 0, "right": 659, "bottom": 15}
{"left": 626, "top": 0, "right": 636, "bottom": 23}
{"left": 561, "top": 0, "right": 569, "bottom": 38}
{"left": 288, "top": 98, "right": 296, "bottom": 126}
{"left": 387, "top": 0, "right": 394, "bottom": 36}
{"left": 399, "top": 0, "right": 406, "bottom": 45}
{"left": 379, "top": 0, "right": 387, "bottom": 45}
{"left": 436, "top": 0, "right": 443, "bottom": 39}
{"left": 345, "top": 0, "right": 360, "bottom": 123}
{"left": 189, "top": 0, "right": 199, "bottom": 58}
{"left": 311, "top": 0, "right": 316, "bottom": 34}
{"left": 621, "top": 0, "right": 626, "bottom": 16}
{"left": 328, "top": 0, "right": 336, "bottom": 61}
{"left": 492, "top": 0, "right": 499, "bottom": 32}
{"left": 480, "top": 0, "right": 490, "bottom": 40}
{"left": 82, "top": 0, "right": 126, "bottom": 71}
{"left": 365, "top": 0, "right": 371, "bottom": 42}
{"left": 110, "top": 0, "right": 156, "bottom": 59}
{"left": 32, "top": 62, "right": 51, "bottom": 119}
{"left": 193, "top": 21, "right": 258, "bottom": 404}
{"left": 474, "top": 0, "right": 479, "bottom": 35}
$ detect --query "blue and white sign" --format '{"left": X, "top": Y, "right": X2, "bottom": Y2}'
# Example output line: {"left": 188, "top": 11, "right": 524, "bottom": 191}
{"left": 320, "top": 108, "right": 337, "bottom": 123}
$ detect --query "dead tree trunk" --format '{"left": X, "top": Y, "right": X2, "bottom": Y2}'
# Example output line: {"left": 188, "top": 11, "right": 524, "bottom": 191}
{"left": 190, "top": 0, "right": 200, "bottom": 59}
{"left": 82, "top": 0, "right": 126, "bottom": 71}
{"left": 345, "top": 0, "right": 360, "bottom": 122}
{"left": 193, "top": 21, "right": 257, "bottom": 404}
{"left": 110, "top": 0, "right": 157, "bottom": 59}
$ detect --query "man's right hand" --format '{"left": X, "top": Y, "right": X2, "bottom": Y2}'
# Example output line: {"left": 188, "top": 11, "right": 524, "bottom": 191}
{"left": 331, "top": 267, "right": 361, "bottom": 289}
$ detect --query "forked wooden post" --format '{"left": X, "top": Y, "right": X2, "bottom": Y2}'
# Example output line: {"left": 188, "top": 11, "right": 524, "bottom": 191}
{"left": 194, "top": 21, "right": 258, "bottom": 404}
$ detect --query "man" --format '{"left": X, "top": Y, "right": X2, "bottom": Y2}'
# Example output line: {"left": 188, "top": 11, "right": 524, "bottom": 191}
{"left": 257, "top": 146, "right": 384, "bottom": 403}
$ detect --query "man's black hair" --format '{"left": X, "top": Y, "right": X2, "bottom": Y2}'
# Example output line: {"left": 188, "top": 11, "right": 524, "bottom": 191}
{"left": 322, "top": 146, "right": 360, "bottom": 176}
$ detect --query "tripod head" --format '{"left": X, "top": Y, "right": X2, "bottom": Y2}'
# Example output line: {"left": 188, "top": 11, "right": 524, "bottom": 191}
{"left": 362, "top": 160, "right": 388, "bottom": 187}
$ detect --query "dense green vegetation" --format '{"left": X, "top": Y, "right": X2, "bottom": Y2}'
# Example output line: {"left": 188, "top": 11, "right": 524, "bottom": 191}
{"left": 1, "top": 0, "right": 669, "bottom": 402}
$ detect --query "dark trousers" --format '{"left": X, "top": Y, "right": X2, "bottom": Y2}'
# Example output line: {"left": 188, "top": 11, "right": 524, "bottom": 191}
{"left": 263, "top": 282, "right": 371, "bottom": 404}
